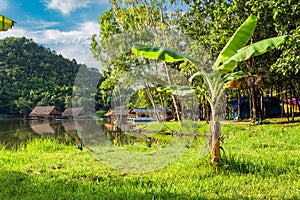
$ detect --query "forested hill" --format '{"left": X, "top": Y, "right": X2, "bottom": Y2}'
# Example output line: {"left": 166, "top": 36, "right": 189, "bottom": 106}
{"left": 0, "top": 37, "right": 101, "bottom": 117}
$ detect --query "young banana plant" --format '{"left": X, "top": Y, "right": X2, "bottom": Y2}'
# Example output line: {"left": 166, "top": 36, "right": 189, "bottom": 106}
{"left": 132, "top": 15, "right": 287, "bottom": 165}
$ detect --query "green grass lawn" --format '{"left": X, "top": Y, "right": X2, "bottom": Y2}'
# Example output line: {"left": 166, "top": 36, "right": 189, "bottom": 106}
{"left": 0, "top": 120, "right": 299, "bottom": 199}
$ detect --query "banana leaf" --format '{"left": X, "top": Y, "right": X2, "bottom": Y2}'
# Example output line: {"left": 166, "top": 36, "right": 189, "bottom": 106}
{"left": 213, "top": 15, "right": 257, "bottom": 68}
{"left": 220, "top": 71, "right": 245, "bottom": 83}
{"left": 157, "top": 85, "right": 195, "bottom": 96}
{"left": 132, "top": 44, "right": 200, "bottom": 65}
{"left": 0, "top": 14, "right": 15, "bottom": 31}
{"left": 218, "top": 35, "right": 287, "bottom": 74}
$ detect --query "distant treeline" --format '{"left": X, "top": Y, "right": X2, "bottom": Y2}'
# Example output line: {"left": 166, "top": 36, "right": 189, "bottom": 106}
{"left": 0, "top": 37, "right": 108, "bottom": 117}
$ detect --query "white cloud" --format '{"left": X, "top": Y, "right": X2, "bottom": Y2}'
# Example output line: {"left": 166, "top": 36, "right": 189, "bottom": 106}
{"left": 37, "top": 21, "right": 99, "bottom": 45}
{"left": 23, "top": 18, "right": 60, "bottom": 30}
{"left": 42, "top": 0, "right": 92, "bottom": 15}
{"left": 0, "top": 0, "right": 8, "bottom": 11}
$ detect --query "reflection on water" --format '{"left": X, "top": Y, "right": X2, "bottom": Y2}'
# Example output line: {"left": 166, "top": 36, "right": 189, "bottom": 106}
{"left": 0, "top": 118, "right": 170, "bottom": 150}
{"left": 0, "top": 118, "right": 205, "bottom": 172}
{"left": 0, "top": 119, "right": 35, "bottom": 148}
{"left": 0, "top": 119, "right": 99, "bottom": 149}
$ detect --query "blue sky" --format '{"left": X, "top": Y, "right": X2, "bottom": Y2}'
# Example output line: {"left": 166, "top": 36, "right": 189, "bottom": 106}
{"left": 0, "top": 0, "right": 111, "bottom": 69}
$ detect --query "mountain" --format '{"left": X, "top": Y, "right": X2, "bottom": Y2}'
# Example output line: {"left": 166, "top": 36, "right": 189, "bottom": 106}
{"left": 0, "top": 37, "right": 102, "bottom": 117}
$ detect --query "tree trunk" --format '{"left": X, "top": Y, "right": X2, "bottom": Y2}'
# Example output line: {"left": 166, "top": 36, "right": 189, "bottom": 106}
{"left": 205, "top": 103, "right": 210, "bottom": 123}
{"left": 285, "top": 85, "right": 290, "bottom": 121}
{"left": 259, "top": 88, "right": 264, "bottom": 121}
{"left": 294, "top": 83, "right": 300, "bottom": 115}
{"left": 159, "top": 92, "right": 164, "bottom": 108}
{"left": 237, "top": 90, "right": 241, "bottom": 120}
{"left": 171, "top": 95, "right": 180, "bottom": 122}
{"left": 144, "top": 83, "right": 162, "bottom": 122}
{"left": 210, "top": 121, "right": 221, "bottom": 166}
{"left": 247, "top": 76, "right": 258, "bottom": 123}
{"left": 248, "top": 88, "right": 252, "bottom": 119}
{"left": 164, "top": 63, "right": 181, "bottom": 123}
{"left": 210, "top": 95, "right": 223, "bottom": 165}
{"left": 290, "top": 84, "right": 295, "bottom": 122}
{"left": 279, "top": 82, "right": 285, "bottom": 118}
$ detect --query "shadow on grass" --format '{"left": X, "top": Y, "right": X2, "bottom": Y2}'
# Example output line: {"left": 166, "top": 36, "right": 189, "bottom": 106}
{"left": 0, "top": 170, "right": 204, "bottom": 200}
{"left": 219, "top": 154, "right": 289, "bottom": 176}
{"left": 261, "top": 117, "right": 300, "bottom": 125}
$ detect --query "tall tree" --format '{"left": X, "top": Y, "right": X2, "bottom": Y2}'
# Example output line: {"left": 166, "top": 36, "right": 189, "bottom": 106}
{"left": 91, "top": 0, "right": 186, "bottom": 120}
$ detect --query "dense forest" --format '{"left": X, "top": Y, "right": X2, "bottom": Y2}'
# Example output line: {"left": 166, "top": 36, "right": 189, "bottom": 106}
{"left": 0, "top": 37, "right": 104, "bottom": 117}
{"left": 91, "top": 0, "right": 299, "bottom": 122}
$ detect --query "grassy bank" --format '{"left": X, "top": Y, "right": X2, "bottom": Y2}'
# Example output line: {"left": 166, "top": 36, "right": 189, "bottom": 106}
{"left": 0, "top": 121, "right": 299, "bottom": 199}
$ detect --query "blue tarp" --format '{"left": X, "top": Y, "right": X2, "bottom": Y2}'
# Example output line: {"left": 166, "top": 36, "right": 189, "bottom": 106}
{"left": 229, "top": 96, "right": 281, "bottom": 119}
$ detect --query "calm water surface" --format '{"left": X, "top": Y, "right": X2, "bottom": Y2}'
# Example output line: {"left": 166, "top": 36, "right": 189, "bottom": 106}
{"left": 0, "top": 119, "right": 109, "bottom": 148}
{"left": 0, "top": 119, "right": 154, "bottom": 149}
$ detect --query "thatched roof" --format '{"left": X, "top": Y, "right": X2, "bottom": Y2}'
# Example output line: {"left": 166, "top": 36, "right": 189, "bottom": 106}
{"left": 62, "top": 107, "right": 85, "bottom": 117}
{"left": 225, "top": 75, "right": 264, "bottom": 89}
{"left": 29, "top": 106, "right": 61, "bottom": 117}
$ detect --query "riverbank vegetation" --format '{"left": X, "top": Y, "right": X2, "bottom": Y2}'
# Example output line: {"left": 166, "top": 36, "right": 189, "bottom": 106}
{"left": 1, "top": 121, "right": 299, "bottom": 199}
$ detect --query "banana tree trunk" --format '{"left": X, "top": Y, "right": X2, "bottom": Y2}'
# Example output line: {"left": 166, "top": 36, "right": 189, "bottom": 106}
{"left": 209, "top": 97, "right": 223, "bottom": 166}
{"left": 210, "top": 120, "right": 221, "bottom": 166}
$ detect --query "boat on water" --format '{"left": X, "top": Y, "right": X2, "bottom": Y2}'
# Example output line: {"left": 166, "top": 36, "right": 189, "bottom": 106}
{"left": 128, "top": 117, "right": 157, "bottom": 124}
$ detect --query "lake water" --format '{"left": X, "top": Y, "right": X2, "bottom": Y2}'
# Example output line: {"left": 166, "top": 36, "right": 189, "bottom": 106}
{"left": 0, "top": 119, "right": 205, "bottom": 172}
{"left": 0, "top": 118, "right": 158, "bottom": 149}
{"left": 0, "top": 119, "right": 110, "bottom": 148}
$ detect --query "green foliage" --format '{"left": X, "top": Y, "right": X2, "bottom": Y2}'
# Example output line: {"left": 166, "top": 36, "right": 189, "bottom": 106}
{"left": 132, "top": 15, "right": 286, "bottom": 122}
{"left": 132, "top": 44, "right": 199, "bottom": 64}
{"left": 181, "top": 0, "right": 299, "bottom": 100}
{"left": 158, "top": 85, "right": 196, "bottom": 96}
{"left": 216, "top": 14, "right": 258, "bottom": 64}
{"left": 91, "top": 0, "right": 184, "bottom": 111}
{"left": 0, "top": 37, "right": 102, "bottom": 116}
{"left": 135, "top": 88, "right": 152, "bottom": 108}
{"left": 92, "top": 0, "right": 299, "bottom": 116}
{"left": 219, "top": 35, "right": 287, "bottom": 74}
{"left": 245, "top": 0, "right": 300, "bottom": 75}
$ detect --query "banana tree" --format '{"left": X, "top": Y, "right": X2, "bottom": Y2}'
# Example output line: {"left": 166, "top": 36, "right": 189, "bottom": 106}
{"left": 0, "top": 14, "right": 15, "bottom": 31}
{"left": 132, "top": 15, "right": 287, "bottom": 165}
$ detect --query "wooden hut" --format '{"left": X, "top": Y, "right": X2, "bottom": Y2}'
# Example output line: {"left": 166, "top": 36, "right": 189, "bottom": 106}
{"left": 129, "top": 108, "right": 155, "bottom": 118}
{"left": 62, "top": 107, "right": 85, "bottom": 119}
{"left": 128, "top": 108, "right": 157, "bottom": 123}
{"left": 128, "top": 107, "right": 173, "bottom": 122}
{"left": 29, "top": 106, "right": 61, "bottom": 120}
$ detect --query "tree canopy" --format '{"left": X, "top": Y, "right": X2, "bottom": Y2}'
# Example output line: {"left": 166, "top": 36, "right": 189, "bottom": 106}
{"left": 0, "top": 37, "right": 102, "bottom": 117}
{"left": 91, "top": 0, "right": 299, "bottom": 121}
